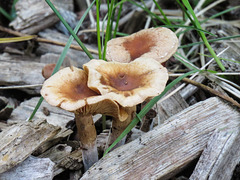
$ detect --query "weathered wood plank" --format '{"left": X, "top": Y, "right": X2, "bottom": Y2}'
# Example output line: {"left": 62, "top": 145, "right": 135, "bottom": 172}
{"left": 0, "top": 59, "right": 45, "bottom": 86}
{"left": 0, "top": 120, "right": 60, "bottom": 173}
{"left": 0, "top": 54, "right": 45, "bottom": 94}
{"left": 9, "top": 0, "right": 59, "bottom": 34}
{"left": 156, "top": 87, "right": 189, "bottom": 124}
{"left": 80, "top": 97, "right": 240, "bottom": 180}
{"left": 8, "top": 97, "right": 74, "bottom": 129}
{"left": 37, "top": 29, "right": 98, "bottom": 67}
{"left": 190, "top": 128, "right": 240, "bottom": 180}
{"left": 0, "top": 156, "right": 55, "bottom": 180}
{"left": 38, "top": 144, "right": 73, "bottom": 176}
{"left": 33, "top": 129, "right": 73, "bottom": 156}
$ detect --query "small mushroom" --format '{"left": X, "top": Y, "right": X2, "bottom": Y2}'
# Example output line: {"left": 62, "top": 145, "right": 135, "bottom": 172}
{"left": 41, "top": 66, "right": 127, "bottom": 171}
{"left": 106, "top": 27, "right": 178, "bottom": 64}
{"left": 42, "top": 63, "right": 64, "bottom": 79}
{"left": 84, "top": 57, "right": 168, "bottom": 148}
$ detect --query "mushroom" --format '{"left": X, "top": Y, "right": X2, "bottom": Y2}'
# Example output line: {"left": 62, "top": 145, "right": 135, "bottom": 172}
{"left": 41, "top": 66, "right": 127, "bottom": 171}
{"left": 42, "top": 63, "right": 58, "bottom": 79}
{"left": 106, "top": 27, "right": 178, "bottom": 64}
{"left": 83, "top": 57, "right": 169, "bottom": 148}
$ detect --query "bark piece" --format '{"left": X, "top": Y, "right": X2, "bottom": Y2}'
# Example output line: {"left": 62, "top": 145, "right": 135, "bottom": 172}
{"left": 0, "top": 60, "right": 44, "bottom": 85}
{"left": 0, "top": 156, "right": 55, "bottom": 180}
{"left": 0, "top": 54, "right": 45, "bottom": 94}
{"left": 10, "top": 0, "right": 59, "bottom": 34}
{"left": 33, "top": 128, "right": 73, "bottom": 156}
{"left": 38, "top": 144, "right": 73, "bottom": 176}
{"left": 157, "top": 87, "right": 189, "bottom": 123}
{"left": 8, "top": 97, "right": 74, "bottom": 129}
{"left": 36, "top": 29, "right": 98, "bottom": 67}
{"left": 0, "top": 122, "right": 9, "bottom": 132}
{"left": 190, "top": 128, "right": 240, "bottom": 180}
{"left": 80, "top": 97, "right": 240, "bottom": 179}
{"left": 58, "top": 149, "right": 83, "bottom": 171}
{"left": 0, "top": 119, "right": 60, "bottom": 173}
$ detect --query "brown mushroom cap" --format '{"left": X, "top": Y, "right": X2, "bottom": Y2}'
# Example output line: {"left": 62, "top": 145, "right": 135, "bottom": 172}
{"left": 42, "top": 63, "right": 56, "bottom": 79}
{"left": 83, "top": 58, "right": 169, "bottom": 107}
{"left": 41, "top": 66, "right": 128, "bottom": 121}
{"left": 106, "top": 27, "right": 178, "bottom": 63}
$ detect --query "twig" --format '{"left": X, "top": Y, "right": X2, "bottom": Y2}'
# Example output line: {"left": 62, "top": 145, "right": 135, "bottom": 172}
{"left": 182, "top": 78, "right": 240, "bottom": 108}
{"left": 144, "top": 1, "right": 156, "bottom": 29}
{"left": 169, "top": 72, "right": 240, "bottom": 77}
{"left": 0, "top": 25, "right": 99, "bottom": 55}
{"left": 0, "top": 84, "right": 42, "bottom": 89}
{"left": 86, "top": 0, "right": 96, "bottom": 28}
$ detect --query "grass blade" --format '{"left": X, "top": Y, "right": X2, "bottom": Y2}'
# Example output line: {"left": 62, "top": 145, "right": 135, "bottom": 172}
{"left": 153, "top": 0, "right": 173, "bottom": 30}
{"left": 201, "top": 6, "right": 240, "bottom": 24}
{"left": 182, "top": 0, "right": 225, "bottom": 71}
{"left": 102, "top": 0, "right": 115, "bottom": 59}
{"left": 113, "top": 2, "right": 123, "bottom": 38}
{"left": 0, "top": 7, "right": 13, "bottom": 21}
{"left": 96, "top": 0, "right": 102, "bottom": 59}
{"left": 162, "top": 24, "right": 216, "bottom": 37}
{"left": 127, "top": 0, "right": 167, "bottom": 25}
{"left": 104, "top": 69, "right": 199, "bottom": 155}
{"left": 174, "top": 52, "right": 199, "bottom": 70}
{"left": 45, "top": 0, "right": 93, "bottom": 59}
{"left": 179, "top": 35, "right": 240, "bottom": 49}
{"left": 0, "top": 35, "right": 36, "bottom": 43}
{"left": 10, "top": 0, "right": 18, "bottom": 19}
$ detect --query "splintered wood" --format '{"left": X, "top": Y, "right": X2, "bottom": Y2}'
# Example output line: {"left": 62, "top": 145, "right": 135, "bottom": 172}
{"left": 0, "top": 120, "right": 60, "bottom": 174}
{"left": 81, "top": 97, "right": 240, "bottom": 180}
{"left": 9, "top": 0, "right": 59, "bottom": 34}
{"left": 0, "top": 156, "right": 55, "bottom": 180}
{"left": 190, "top": 129, "right": 240, "bottom": 180}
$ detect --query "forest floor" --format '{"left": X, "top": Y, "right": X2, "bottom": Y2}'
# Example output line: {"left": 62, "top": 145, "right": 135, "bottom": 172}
{"left": 0, "top": 0, "right": 240, "bottom": 179}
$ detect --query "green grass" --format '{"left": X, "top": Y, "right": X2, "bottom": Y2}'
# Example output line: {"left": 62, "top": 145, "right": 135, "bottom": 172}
{"left": 0, "top": 0, "right": 18, "bottom": 21}
{"left": 29, "top": 0, "right": 239, "bottom": 153}
{"left": 180, "top": 0, "right": 225, "bottom": 71}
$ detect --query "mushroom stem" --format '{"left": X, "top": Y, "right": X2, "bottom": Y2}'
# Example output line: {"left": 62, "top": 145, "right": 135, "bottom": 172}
{"left": 107, "top": 106, "right": 136, "bottom": 150}
{"left": 75, "top": 113, "right": 98, "bottom": 171}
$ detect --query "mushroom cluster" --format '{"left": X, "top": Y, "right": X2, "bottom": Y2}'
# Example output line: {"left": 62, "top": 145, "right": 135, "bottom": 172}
{"left": 41, "top": 27, "right": 178, "bottom": 171}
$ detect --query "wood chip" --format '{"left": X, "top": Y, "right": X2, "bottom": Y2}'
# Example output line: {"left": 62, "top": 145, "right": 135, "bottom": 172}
{"left": 9, "top": 0, "right": 59, "bottom": 34}
{"left": 0, "top": 156, "right": 55, "bottom": 180}
{"left": 0, "top": 156, "right": 54, "bottom": 180}
{"left": 190, "top": 128, "right": 240, "bottom": 180}
{"left": 80, "top": 97, "right": 240, "bottom": 179}
{"left": 8, "top": 97, "right": 74, "bottom": 129}
{"left": 157, "top": 87, "right": 189, "bottom": 123}
{"left": 38, "top": 144, "right": 73, "bottom": 176}
{"left": 0, "top": 119, "right": 60, "bottom": 173}
{"left": 37, "top": 29, "right": 98, "bottom": 67}
{"left": 0, "top": 54, "right": 45, "bottom": 94}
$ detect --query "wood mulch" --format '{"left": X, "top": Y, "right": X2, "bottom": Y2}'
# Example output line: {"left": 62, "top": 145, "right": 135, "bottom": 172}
{"left": 0, "top": 0, "right": 240, "bottom": 179}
